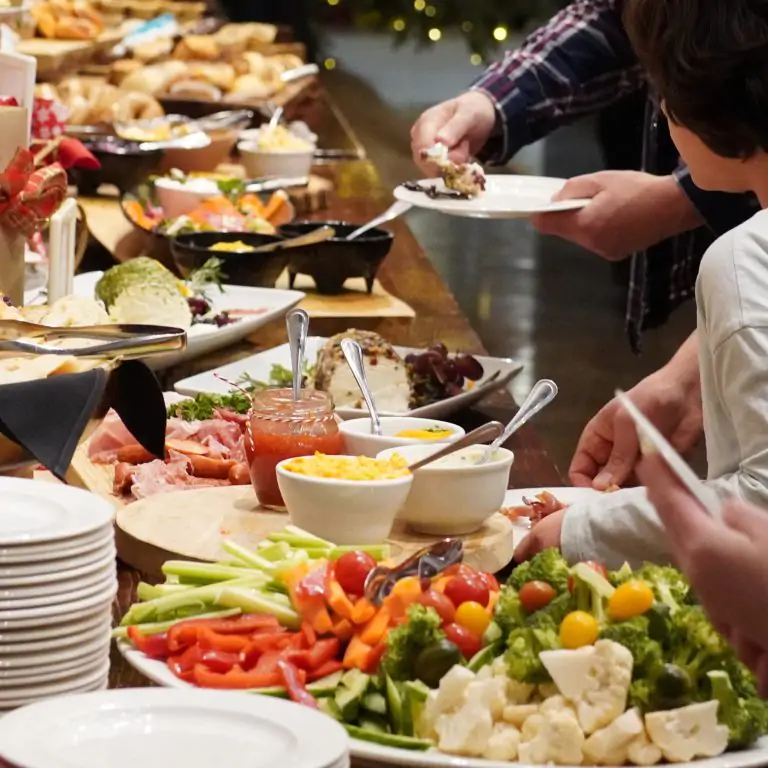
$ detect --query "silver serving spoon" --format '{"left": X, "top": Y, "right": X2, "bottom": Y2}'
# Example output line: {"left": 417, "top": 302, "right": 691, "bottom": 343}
{"left": 407, "top": 421, "right": 504, "bottom": 472}
{"left": 268, "top": 106, "right": 284, "bottom": 131}
{"left": 286, "top": 308, "right": 309, "bottom": 402}
{"left": 249, "top": 226, "right": 335, "bottom": 254}
{"left": 346, "top": 200, "right": 412, "bottom": 241}
{"left": 340, "top": 338, "right": 382, "bottom": 436}
{"left": 481, "top": 379, "right": 558, "bottom": 463}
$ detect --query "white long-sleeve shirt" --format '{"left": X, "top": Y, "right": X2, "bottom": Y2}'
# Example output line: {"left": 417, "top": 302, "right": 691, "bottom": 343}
{"left": 561, "top": 209, "right": 768, "bottom": 569}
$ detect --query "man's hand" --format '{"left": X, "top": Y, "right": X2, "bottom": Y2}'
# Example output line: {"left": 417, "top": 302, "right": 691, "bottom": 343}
{"left": 514, "top": 510, "right": 565, "bottom": 562}
{"left": 570, "top": 334, "right": 703, "bottom": 490}
{"left": 531, "top": 171, "right": 704, "bottom": 261}
{"left": 410, "top": 91, "right": 497, "bottom": 175}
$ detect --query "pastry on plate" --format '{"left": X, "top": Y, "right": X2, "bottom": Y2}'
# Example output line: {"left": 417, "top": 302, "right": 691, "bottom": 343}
{"left": 421, "top": 143, "right": 487, "bottom": 197}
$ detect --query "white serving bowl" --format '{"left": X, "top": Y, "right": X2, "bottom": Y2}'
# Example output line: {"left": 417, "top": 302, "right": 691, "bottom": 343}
{"left": 154, "top": 177, "right": 220, "bottom": 220}
{"left": 377, "top": 443, "right": 514, "bottom": 536}
{"left": 238, "top": 140, "right": 315, "bottom": 180}
{"left": 339, "top": 417, "right": 465, "bottom": 458}
{"left": 276, "top": 457, "right": 413, "bottom": 545}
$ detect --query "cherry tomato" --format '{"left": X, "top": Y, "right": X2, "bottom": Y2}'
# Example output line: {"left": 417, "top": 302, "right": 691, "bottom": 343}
{"left": 519, "top": 581, "right": 557, "bottom": 613}
{"left": 417, "top": 589, "right": 456, "bottom": 625}
{"left": 567, "top": 561, "right": 609, "bottom": 594}
{"left": 335, "top": 551, "right": 377, "bottom": 596}
{"left": 559, "top": 611, "right": 599, "bottom": 649}
{"left": 608, "top": 580, "right": 655, "bottom": 621}
{"left": 477, "top": 571, "right": 500, "bottom": 592}
{"left": 443, "top": 622, "right": 483, "bottom": 659}
{"left": 455, "top": 601, "right": 492, "bottom": 636}
{"left": 444, "top": 574, "right": 490, "bottom": 609}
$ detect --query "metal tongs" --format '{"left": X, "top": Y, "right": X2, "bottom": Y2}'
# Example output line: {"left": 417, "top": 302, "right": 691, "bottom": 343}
{"left": 0, "top": 321, "right": 187, "bottom": 360}
{"left": 364, "top": 538, "right": 464, "bottom": 606}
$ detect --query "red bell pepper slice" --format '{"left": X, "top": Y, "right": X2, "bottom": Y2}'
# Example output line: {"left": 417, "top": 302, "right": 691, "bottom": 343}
{"left": 302, "top": 622, "right": 317, "bottom": 647}
{"left": 306, "top": 660, "right": 344, "bottom": 682}
{"left": 286, "top": 638, "right": 341, "bottom": 672}
{"left": 296, "top": 563, "right": 328, "bottom": 602}
{"left": 127, "top": 627, "right": 171, "bottom": 660}
{"left": 200, "top": 650, "right": 242, "bottom": 674}
{"left": 167, "top": 615, "right": 281, "bottom": 652}
{"left": 167, "top": 645, "right": 204, "bottom": 682}
{"left": 197, "top": 627, "right": 251, "bottom": 654}
{"left": 192, "top": 664, "right": 282, "bottom": 690}
{"left": 277, "top": 659, "right": 318, "bottom": 708}
{"left": 253, "top": 649, "right": 283, "bottom": 676}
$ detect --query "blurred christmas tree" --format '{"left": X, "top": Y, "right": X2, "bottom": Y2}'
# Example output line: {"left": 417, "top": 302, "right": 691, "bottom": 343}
{"left": 320, "top": 0, "right": 569, "bottom": 60}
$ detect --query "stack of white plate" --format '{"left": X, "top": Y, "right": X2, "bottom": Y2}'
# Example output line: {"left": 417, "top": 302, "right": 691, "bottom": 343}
{"left": 0, "top": 477, "right": 116, "bottom": 710}
{"left": 0, "top": 689, "right": 351, "bottom": 768}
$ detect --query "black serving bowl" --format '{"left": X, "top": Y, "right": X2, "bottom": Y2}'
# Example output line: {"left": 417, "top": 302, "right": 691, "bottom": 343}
{"left": 171, "top": 231, "right": 290, "bottom": 287}
{"left": 277, "top": 220, "right": 394, "bottom": 295}
{"left": 69, "top": 138, "right": 165, "bottom": 196}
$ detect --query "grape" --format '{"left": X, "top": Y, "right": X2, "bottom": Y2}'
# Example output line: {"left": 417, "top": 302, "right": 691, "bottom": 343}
{"left": 441, "top": 359, "right": 459, "bottom": 383}
{"left": 188, "top": 297, "right": 210, "bottom": 316}
{"left": 455, "top": 353, "right": 484, "bottom": 381}
{"left": 445, "top": 382, "right": 463, "bottom": 397}
{"left": 409, "top": 353, "right": 434, "bottom": 376}
{"left": 429, "top": 342, "right": 448, "bottom": 358}
{"left": 405, "top": 353, "right": 418, "bottom": 366}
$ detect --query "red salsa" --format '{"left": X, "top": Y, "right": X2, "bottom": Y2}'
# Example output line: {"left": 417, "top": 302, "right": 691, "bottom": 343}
{"left": 245, "top": 389, "right": 343, "bottom": 510}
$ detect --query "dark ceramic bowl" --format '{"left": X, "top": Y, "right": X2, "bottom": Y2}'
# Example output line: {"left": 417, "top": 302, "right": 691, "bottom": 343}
{"left": 171, "top": 231, "right": 290, "bottom": 287}
{"left": 277, "top": 220, "right": 394, "bottom": 295}
{"left": 69, "top": 138, "right": 165, "bottom": 196}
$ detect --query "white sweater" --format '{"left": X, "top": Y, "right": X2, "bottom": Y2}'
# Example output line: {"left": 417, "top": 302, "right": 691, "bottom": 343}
{"left": 561, "top": 209, "right": 768, "bottom": 569}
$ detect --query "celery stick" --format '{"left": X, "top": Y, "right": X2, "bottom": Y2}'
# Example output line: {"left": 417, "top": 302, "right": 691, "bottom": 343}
{"left": 121, "top": 576, "right": 267, "bottom": 627}
{"left": 267, "top": 532, "right": 330, "bottom": 549}
{"left": 111, "top": 609, "right": 242, "bottom": 639}
{"left": 222, "top": 540, "right": 277, "bottom": 571}
{"left": 162, "top": 561, "right": 272, "bottom": 584}
{"left": 255, "top": 541, "right": 292, "bottom": 562}
{"left": 261, "top": 591, "right": 291, "bottom": 608}
{"left": 137, "top": 582, "right": 192, "bottom": 601}
{"left": 285, "top": 524, "right": 332, "bottom": 543}
{"left": 329, "top": 544, "right": 390, "bottom": 561}
{"left": 217, "top": 588, "right": 300, "bottom": 629}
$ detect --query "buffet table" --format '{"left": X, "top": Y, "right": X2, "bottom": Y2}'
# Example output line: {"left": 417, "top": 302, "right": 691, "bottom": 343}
{"left": 106, "top": 90, "right": 565, "bottom": 705}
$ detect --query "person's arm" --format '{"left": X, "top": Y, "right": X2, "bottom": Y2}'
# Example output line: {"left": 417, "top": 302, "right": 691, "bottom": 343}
{"left": 471, "top": 0, "right": 645, "bottom": 164}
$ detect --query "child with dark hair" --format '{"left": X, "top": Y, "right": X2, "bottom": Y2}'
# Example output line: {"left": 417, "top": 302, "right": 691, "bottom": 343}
{"left": 517, "top": 0, "right": 768, "bottom": 569}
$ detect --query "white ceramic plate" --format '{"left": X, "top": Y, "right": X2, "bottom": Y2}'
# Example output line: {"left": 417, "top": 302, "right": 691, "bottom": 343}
{"left": 118, "top": 643, "right": 768, "bottom": 768}
{"left": 0, "top": 549, "right": 115, "bottom": 587}
{"left": 394, "top": 175, "right": 590, "bottom": 219}
{"left": 174, "top": 337, "right": 522, "bottom": 420}
{"left": 25, "top": 274, "right": 305, "bottom": 371}
{"left": 0, "top": 649, "right": 108, "bottom": 683}
{"left": 0, "top": 589, "right": 115, "bottom": 626}
{"left": 0, "top": 610, "right": 111, "bottom": 644}
{"left": 0, "top": 629, "right": 110, "bottom": 665}
{"left": 0, "top": 533, "right": 115, "bottom": 565}
{"left": 0, "top": 479, "right": 114, "bottom": 546}
{"left": 0, "top": 571, "right": 116, "bottom": 607}
{"left": 0, "top": 688, "right": 350, "bottom": 768}
{"left": 0, "top": 659, "right": 110, "bottom": 708}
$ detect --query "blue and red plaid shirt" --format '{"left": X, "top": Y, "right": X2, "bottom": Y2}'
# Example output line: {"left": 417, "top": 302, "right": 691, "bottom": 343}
{"left": 468, "top": 0, "right": 759, "bottom": 351}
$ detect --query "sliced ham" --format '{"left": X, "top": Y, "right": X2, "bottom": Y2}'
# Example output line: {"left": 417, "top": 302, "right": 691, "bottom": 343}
{"left": 89, "top": 410, "right": 142, "bottom": 464}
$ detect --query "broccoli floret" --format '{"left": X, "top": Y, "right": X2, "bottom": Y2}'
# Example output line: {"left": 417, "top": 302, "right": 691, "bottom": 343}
{"left": 381, "top": 604, "right": 444, "bottom": 681}
{"left": 600, "top": 616, "right": 664, "bottom": 679}
{"left": 509, "top": 549, "right": 570, "bottom": 594}
{"left": 526, "top": 591, "right": 576, "bottom": 628}
{"left": 493, "top": 585, "right": 525, "bottom": 635}
{"left": 504, "top": 618, "right": 560, "bottom": 684}
{"left": 608, "top": 562, "right": 634, "bottom": 587}
{"left": 708, "top": 670, "right": 768, "bottom": 749}
{"left": 633, "top": 564, "right": 691, "bottom": 613}
{"left": 722, "top": 656, "right": 760, "bottom": 699}
{"left": 628, "top": 678, "right": 654, "bottom": 712}
{"left": 570, "top": 562, "right": 615, "bottom": 623}
{"left": 669, "top": 606, "right": 731, "bottom": 683}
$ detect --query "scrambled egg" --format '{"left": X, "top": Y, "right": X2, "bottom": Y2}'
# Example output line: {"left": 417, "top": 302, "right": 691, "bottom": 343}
{"left": 256, "top": 125, "right": 313, "bottom": 152}
{"left": 395, "top": 427, "right": 454, "bottom": 440}
{"left": 210, "top": 241, "right": 256, "bottom": 253}
{"left": 283, "top": 452, "right": 410, "bottom": 481}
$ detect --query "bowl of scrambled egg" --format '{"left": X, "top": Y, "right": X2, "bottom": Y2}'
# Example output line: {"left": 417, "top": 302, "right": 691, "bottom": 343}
{"left": 238, "top": 123, "right": 316, "bottom": 179}
{"left": 340, "top": 416, "right": 464, "bottom": 458}
{"left": 276, "top": 453, "right": 413, "bottom": 544}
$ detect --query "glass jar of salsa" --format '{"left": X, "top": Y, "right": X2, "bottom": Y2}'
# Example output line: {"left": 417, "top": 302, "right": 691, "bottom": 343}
{"left": 245, "top": 388, "right": 344, "bottom": 510}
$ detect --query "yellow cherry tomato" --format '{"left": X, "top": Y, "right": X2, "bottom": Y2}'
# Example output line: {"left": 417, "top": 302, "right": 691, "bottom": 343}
{"left": 560, "top": 611, "right": 599, "bottom": 649}
{"left": 454, "top": 601, "right": 492, "bottom": 636}
{"left": 390, "top": 576, "right": 423, "bottom": 599}
{"left": 608, "top": 580, "right": 655, "bottom": 621}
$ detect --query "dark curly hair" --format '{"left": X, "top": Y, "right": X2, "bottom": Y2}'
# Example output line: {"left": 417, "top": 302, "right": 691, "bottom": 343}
{"left": 624, "top": 0, "right": 768, "bottom": 158}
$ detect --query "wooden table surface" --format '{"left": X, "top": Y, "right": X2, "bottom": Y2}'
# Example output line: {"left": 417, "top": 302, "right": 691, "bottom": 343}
{"left": 104, "top": 88, "right": 565, "bottom": 753}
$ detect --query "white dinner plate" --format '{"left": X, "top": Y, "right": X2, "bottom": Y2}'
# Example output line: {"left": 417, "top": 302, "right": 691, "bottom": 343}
{"left": 0, "top": 570, "right": 116, "bottom": 607}
{"left": 0, "top": 610, "right": 111, "bottom": 645}
{"left": 0, "top": 659, "right": 110, "bottom": 708}
{"left": 394, "top": 174, "right": 591, "bottom": 219}
{"left": 0, "top": 479, "right": 114, "bottom": 547}
{"left": 0, "top": 688, "right": 350, "bottom": 768}
{"left": 174, "top": 337, "right": 522, "bottom": 420}
{"left": 0, "top": 630, "right": 110, "bottom": 667}
{"left": 0, "top": 649, "right": 108, "bottom": 684}
{"left": 0, "top": 588, "right": 115, "bottom": 626}
{"left": 0, "top": 533, "right": 115, "bottom": 566}
{"left": 0, "top": 549, "right": 116, "bottom": 588}
{"left": 117, "top": 642, "right": 768, "bottom": 768}
{"left": 25, "top": 274, "right": 305, "bottom": 371}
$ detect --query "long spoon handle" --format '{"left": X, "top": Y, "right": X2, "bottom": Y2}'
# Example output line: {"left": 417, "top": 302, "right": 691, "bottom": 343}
{"left": 488, "top": 379, "right": 558, "bottom": 454}
{"left": 286, "top": 308, "right": 309, "bottom": 402}
{"left": 341, "top": 338, "right": 382, "bottom": 436}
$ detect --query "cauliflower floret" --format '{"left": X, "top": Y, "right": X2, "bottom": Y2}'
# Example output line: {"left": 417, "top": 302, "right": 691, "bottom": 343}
{"left": 484, "top": 723, "right": 521, "bottom": 761}
{"left": 522, "top": 713, "right": 545, "bottom": 742}
{"left": 645, "top": 701, "right": 729, "bottom": 763}
{"left": 541, "top": 695, "right": 578, "bottom": 718}
{"left": 518, "top": 708, "right": 586, "bottom": 765}
{"left": 627, "top": 731, "right": 663, "bottom": 766}
{"left": 435, "top": 705, "right": 494, "bottom": 757}
{"left": 420, "top": 665, "right": 475, "bottom": 738}
{"left": 541, "top": 640, "right": 633, "bottom": 734}
{"left": 464, "top": 676, "right": 507, "bottom": 721}
{"left": 507, "top": 678, "right": 537, "bottom": 704}
{"left": 583, "top": 709, "right": 644, "bottom": 765}
{"left": 503, "top": 703, "right": 540, "bottom": 729}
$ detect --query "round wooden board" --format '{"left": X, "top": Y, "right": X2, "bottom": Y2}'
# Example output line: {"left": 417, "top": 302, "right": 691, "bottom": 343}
{"left": 115, "top": 486, "right": 520, "bottom": 576}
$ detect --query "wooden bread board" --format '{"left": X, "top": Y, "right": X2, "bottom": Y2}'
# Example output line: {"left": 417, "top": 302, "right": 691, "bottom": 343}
{"left": 114, "top": 485, "right": 519, "bottom": 577}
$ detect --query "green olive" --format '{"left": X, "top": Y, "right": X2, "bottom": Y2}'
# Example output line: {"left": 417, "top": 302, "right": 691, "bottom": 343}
{"left": 414, "top": 640, "right": 463, "bottom": 688}
{"left": 655, "top": 663, "right": 692, "bottom": 701}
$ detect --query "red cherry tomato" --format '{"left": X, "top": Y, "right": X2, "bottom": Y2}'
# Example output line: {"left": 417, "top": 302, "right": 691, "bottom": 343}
{"left": 567, "top": 561, "right": 609, "bottom": 594}
{"left": 416, "top": 589, "right": 456, "bottom": 625}
{"left": 443, "top": 622, "right": 483, "bottom": 659}
{"left": 519, "top": 581, "right": 557, "bottom": 613}
{"left": 477, "top": 571, "right": 500, "bottom": 592}
{"left": 335, "top": 551, "right": 377, "bottom": 596}
{"left": 444, "top": 574, "right": 491, "bottom": 609}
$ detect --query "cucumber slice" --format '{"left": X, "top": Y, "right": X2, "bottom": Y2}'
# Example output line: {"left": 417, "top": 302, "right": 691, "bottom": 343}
{"left": 358, "top": 713, "right": 390, "bottom": 734}
{"left": 247, "top": 670, "right": 344, "bottom": 699}
{"left": 385, "top": 675, "right": 403, "bottom": 734}
{"left": 335, "top": 669, "right": 370, "bottom": 721}
{"left": 318, "top": 697, "right": 343, "bottom": 721}
{"left": 362, "top": 692, "right": 388, "bottom": 717}
{"left": 345, "top": 724, "right": 433, "bottom": 751}
{"left": 468, "top": 642, "right": 502, "bottom": 673}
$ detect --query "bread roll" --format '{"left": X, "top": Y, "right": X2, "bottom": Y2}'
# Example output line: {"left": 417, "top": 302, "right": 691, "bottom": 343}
{"left": 133, "top": 36, "right": 174, "bottom": 63}
{"left": 86, "top": 83, "right": 122, "bottom": 123}
{"left": 109, "top": 59, "right": 143, "bottom": 86}
{"left": 173, "top": 34, "right": 219, "bottom": 61}
{"left": 112, "top": 91, "right": 165, "bottom": 122}
{"left": 185, "top": 62, "right": 236, "bottom": 91}
{"left": 120, "top": 61, "right": 188, "bottom": 95}
{"left": 168, "top": 79, "right": 222, "bottom": 102}
{"left": 228, "top": 74, "right": 274, "bottom": 100}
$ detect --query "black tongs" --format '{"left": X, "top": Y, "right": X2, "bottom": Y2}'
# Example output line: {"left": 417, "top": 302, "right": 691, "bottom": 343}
{"left": 0, "top": 320, "right": 187, "bottom": 359}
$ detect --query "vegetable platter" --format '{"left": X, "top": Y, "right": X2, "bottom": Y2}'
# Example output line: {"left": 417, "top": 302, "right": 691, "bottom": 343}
{"left": 117, "top": 528, "right": 768, "bottom": 768}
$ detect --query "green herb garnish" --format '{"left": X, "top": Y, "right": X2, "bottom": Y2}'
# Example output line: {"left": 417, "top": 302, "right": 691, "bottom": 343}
{"left": 167, "top": 391, "right": 252, "bottom": 422}
{"left": 187, "top": 257, "right": 227, "bottom": 301}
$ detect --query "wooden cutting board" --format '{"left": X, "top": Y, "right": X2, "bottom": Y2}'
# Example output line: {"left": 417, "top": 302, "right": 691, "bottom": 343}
{"left": 114, "top": 485, "right": 518, "bottom": 576}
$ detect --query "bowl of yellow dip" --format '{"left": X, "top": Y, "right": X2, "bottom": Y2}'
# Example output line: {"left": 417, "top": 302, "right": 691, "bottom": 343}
{"left": 276, "top": 453, "right": 413, "bottom": 544}
{"left": 339, "top": 416, "right": 464, "bottom": 458}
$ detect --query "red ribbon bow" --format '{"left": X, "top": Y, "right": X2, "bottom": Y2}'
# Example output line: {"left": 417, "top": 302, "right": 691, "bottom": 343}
{"left": 0, "top": 148, "right": 68, "bottom": 239}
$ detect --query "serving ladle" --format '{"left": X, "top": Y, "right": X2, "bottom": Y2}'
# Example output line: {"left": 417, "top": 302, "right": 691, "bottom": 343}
{"left": 341, "top": 338, "right": 382, "bottom": 436}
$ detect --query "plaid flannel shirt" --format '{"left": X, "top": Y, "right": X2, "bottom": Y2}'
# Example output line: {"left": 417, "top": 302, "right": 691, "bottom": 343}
{"left": 469, "top": 0, "right": 758, "bottom": 352}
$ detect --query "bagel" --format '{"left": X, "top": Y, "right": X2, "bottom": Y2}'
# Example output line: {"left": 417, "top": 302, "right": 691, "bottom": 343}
{"left": 109, "top": 59, "right": 143, "bottom": 86}
{"left": 111, "top": 91, "right": 165, "bottom": 123}
{"left": 168, "top": 79, "right": 222, "bottom": 102}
